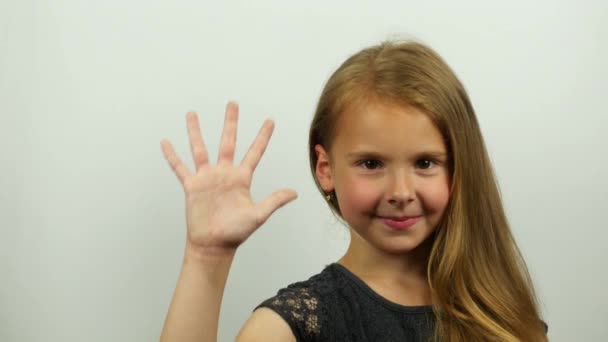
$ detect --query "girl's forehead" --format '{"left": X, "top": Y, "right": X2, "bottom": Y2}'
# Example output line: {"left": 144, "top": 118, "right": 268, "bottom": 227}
{"left": 332, "top": 101, "right": 445, "bottom": 151}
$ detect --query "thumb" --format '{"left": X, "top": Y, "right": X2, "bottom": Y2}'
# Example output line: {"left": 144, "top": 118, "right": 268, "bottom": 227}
{"left": 255, "top": 189, "right": 298, "bottom": 226}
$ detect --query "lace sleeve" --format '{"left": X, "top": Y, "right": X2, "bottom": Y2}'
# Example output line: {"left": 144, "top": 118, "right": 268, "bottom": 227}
{"left": 255, "top": 286, "right": 322, "bottom": 341}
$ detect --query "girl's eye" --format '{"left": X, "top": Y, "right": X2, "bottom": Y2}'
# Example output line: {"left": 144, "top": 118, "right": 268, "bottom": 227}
{"left": 416, "top": 159, "right": 435, "bottom": 169}
{"left": 357, "top": 160, "right": 383, "bottom": 170}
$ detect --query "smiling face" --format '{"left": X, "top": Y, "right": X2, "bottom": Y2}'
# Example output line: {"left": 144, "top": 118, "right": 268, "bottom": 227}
{"left": 315, "top": 99, "right": 451, "bottom": 255}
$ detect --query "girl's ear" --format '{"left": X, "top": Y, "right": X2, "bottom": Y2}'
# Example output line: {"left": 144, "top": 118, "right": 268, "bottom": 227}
{"left": 314, "top": 144, "right": 334, "bottom": 191}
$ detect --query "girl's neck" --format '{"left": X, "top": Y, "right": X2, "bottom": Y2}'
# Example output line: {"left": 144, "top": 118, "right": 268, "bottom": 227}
{"left": 339, "top": 230, "right": 432, "bottom": 277}
{"left": 337, "top": 249, "right": 429, "bottom": 284}
{"left": 337, "top": 230, "right": 434, "bottom": 306}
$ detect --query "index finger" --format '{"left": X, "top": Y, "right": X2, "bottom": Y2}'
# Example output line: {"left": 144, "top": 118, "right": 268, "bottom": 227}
{"left": 240, "top": 119, "right": 274, "bottom": 173}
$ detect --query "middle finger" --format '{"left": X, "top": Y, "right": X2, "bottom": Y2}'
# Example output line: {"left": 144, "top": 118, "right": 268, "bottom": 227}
{"left": 217, "top": 101, "right": 239, "bottom": 165}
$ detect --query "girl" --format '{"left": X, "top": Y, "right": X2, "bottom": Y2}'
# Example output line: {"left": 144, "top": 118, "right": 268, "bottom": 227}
{"left": 159, "top": 40, "right": 548, "bottom": 341}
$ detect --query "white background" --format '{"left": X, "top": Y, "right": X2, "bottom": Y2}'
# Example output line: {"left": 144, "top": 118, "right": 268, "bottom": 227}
{"left": 1, "top": 1, "right": 606, "bottom": 341}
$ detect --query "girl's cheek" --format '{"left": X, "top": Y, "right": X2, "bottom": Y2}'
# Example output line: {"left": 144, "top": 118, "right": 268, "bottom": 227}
{"left": 343, "top": 179, "right": 382, "bottom": 208}
{"left": 419, "top": 179, "right": 450, "bottom": 212}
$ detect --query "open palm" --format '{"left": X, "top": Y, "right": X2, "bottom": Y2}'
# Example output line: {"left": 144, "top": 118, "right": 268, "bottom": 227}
{"left": 160, "top": 102, "right": 297, "bottom": 252}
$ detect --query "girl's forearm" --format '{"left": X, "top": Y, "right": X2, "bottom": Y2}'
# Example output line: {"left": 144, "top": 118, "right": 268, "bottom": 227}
{"left": 160, "top": 245, "right": 236, "bottom": 342}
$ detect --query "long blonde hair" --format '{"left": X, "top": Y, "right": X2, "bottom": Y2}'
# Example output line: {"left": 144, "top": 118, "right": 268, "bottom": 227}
{"left": 308, "top": 40, "right": 547, "bottom": 341}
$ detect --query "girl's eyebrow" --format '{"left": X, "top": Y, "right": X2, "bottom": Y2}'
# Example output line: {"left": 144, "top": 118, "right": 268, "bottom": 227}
{"left": 346, "top": 150, "right": 448, "bottom": 159}
{"left": 346, "top": 151, "right": 384, "bottom": 158}
{"left": 418, "top": 151, "right": 448, "bottom": 159}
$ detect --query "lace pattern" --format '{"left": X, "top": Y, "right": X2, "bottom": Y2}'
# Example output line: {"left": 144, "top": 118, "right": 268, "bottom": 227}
{"left": 269, "top": 287, "right": 320, "bottom": 336}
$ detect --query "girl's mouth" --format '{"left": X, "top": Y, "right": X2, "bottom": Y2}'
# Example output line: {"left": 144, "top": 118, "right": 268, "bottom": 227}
{"left": 378, "top": 216, "right": 421, "bottom": 230}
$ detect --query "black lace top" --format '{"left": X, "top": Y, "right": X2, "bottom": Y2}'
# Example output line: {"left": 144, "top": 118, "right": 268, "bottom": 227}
{"left": 255, "top": 263, "right": 436, "bottom": 342}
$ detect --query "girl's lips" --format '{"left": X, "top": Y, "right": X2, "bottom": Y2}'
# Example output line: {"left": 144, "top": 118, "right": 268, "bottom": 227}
{"left": 379, "top": 216, "right": 421, "bottom": 230}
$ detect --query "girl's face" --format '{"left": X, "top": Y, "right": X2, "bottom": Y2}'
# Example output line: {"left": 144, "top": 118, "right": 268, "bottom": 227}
{"left": 315, "top": 100, "right": 450, "bottom": 255}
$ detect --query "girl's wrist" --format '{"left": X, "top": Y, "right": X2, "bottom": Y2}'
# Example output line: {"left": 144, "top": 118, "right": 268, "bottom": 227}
{"left": 183, "top": 240, "right": 237, "bottom": 265}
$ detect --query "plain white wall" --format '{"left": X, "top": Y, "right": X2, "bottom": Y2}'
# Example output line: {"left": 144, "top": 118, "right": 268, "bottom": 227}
{"left": 2, "top": 1, "right": 606, "bottom": 341}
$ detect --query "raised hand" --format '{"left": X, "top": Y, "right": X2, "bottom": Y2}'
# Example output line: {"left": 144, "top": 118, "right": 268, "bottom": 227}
{"left": 160, "top": 102, "right": 298, "bottom": 255}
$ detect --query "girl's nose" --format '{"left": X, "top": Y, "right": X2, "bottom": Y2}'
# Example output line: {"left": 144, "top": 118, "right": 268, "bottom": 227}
{"left": 387, "top": 172, "right": 414, "bottom": 204}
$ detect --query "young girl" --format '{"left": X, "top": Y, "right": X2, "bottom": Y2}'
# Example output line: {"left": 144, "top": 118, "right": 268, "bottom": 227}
{"left": 159, "top": 40, "right": 548, "bottom": 341}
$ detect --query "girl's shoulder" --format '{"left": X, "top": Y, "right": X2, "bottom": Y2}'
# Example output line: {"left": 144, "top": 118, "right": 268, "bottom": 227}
{"left": 276, "top": 263, "right": 342, "bottom": 294}
{"left": 253, "top": 263, "right": 343, "bottom": 341}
